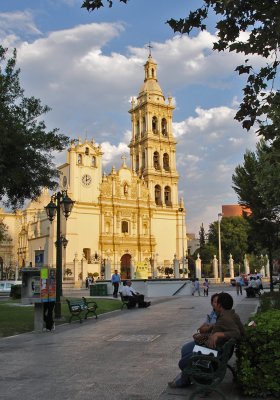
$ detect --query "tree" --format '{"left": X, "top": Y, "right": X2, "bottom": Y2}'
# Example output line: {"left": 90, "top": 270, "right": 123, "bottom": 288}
{"left": 83, "top": 1, "right": 280, "bottom": 143}
{"left": 82, "top": 0, "right": 128, "bottom": 11}
{"left": 232, "top": 141, "right": 280, "bottom": 258}
{"left": 199, "top": 223, "right": 206, "bottom": 248}
{"left": 0, "top": 46, "right": 69, "bottom": 209}
{"left": 0, "top": 220, "right": 9, "bottom": 243}
{"left": 208, "top": 216, "right": 250, "bottom": 264}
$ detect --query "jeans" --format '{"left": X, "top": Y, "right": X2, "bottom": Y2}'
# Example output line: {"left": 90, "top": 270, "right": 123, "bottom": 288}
{"left": 174, "top": 341, "right": 196, "bottom": 385}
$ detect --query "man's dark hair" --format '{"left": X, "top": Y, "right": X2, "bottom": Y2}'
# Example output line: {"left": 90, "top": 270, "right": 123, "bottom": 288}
{"left": 217, "top": 292, "right": 233, "bottom": 310}
{"left": 211, "top": 293, "right": 219, "bottom": 303}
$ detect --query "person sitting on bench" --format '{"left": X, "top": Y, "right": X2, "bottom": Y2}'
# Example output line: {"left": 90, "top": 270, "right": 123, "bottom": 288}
{"left": 245, "top": 276, "right": 258, "bottom": 297}
{"left": 121, "top": 280, "right": 151, "bottom": 308}
{"left": 168, "top": 292, "right": 244, "bottom": 388}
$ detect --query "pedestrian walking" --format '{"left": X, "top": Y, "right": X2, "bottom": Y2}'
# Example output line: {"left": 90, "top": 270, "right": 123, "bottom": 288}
{"left": 203, "top": 278, "right": 209, "bottom": 296}
{"left": 111, "top": 269, "right": 121, "bottom": 298}
{"left": 192, "top": 278, "right": 200, "bottom": 296}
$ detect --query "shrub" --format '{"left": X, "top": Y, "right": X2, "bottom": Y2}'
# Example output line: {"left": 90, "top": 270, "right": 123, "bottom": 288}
{"left": 259, "top": 291, "right": 280, "bottom": 312}
{"left": 10, "top": 284, "right": 22, "bottom": 299}
{"left": 236, "top": 309, "right": 280, "bottom": 397}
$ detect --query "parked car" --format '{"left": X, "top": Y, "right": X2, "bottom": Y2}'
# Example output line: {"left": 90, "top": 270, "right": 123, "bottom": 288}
{"left": 0, "top": 281, "right": 22, "bottom": 295}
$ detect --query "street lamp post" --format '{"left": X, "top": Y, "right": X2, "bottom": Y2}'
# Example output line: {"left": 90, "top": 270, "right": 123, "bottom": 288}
{"left": 218, "top": 213, "right": 223, "bottom": 283}
{"left": 45, "top": 191, "right": 74, "bottom": 319}
{"left": 178, "top": 207, "right": 185, "bottom": 278}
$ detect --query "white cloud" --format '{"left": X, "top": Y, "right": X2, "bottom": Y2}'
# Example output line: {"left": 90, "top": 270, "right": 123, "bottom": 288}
{"left": 0, "top": 11, "right": 41, "bottom": 39}
{"left": 1, "top": 19, "right": 260, "bottom": 235}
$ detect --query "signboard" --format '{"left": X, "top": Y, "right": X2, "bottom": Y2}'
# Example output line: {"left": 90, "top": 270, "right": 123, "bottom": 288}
{"left": 135, "top": 261, "right": 149, "bottom": 279}
{"left": 35, "top": 250, "right": 44, "bottom": 268}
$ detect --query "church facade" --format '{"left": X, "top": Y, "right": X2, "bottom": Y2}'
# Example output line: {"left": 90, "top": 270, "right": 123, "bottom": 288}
{"left": 0, "top": 55, "right": 187, "bottom": 283}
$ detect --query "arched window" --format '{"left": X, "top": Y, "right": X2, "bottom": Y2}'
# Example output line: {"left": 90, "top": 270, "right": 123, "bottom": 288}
{"left": 163, "top": 153, "right": 170, "bottom": 171}
{"left": 142, "top": 117, "right": 146, "bottom": 136}
{"left": 153, "top": 152, "right": 160, "bottom": 170}
{"left": 164, "top": 186, "right": 172, "bottom": 206}
{"left": 122, "top": 221, "right": 129, "bottom": 233}
{"left": 85, "top": 147, "right": 89, "bottom": 155}
{"left": 77, "top": 154, "right": 82, "bottom": 164}
{"left": 161, "top": 118, "right": 167, "bottom": 136}
{"left": 142, "top": 151, "right": 145, "bottom": 170}
{"left": 92, "top": 156, "right": 96, "bottom": 167}
{"left": 151, "top": 68, "right": 154, "bottom": 78}
{"left": 152, "top": 116, "right": 158, "bottom": 134}
{"left": 155, "top": 185, "right": 162, "bottom": 205}
{"left": 136, "top": 155, "right": 139, "bottom": 172}
{"left": 124, "top": 183, "right": 128, "bottom": 195}
{"left": 136, "top": 120, "right": 140, "bottom": 137}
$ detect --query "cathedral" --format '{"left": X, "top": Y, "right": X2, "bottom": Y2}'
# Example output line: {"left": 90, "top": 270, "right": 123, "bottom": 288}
{"left": 0, "top": 55, "right": 187, "bottom": 283}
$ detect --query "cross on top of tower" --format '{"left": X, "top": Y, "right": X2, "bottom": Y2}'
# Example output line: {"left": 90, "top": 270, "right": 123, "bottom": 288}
{"left": 121, "top": 154, "right": 127, "bottom": 167}
{"left": 147, "top": 41, "right": 153, "bottom": 57}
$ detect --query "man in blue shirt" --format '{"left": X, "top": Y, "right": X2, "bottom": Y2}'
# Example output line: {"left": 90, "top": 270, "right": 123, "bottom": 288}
{"left": 111, "top": 270, "right": 121, "bottom": 298}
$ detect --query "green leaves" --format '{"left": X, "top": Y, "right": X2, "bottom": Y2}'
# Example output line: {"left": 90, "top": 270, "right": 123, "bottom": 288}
{"left": 81, "top": 0, "right": 128, "bottom": 11}
{"left": 0, "top": 46, "right": 69, "bottom": 209}
{"left": 166, "top": 0, "right": 280, "bottom": 141}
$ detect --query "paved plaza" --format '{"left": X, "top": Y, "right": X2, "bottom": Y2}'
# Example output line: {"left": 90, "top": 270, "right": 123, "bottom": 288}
{"left": 1, "top": 288, "right": 259, "bottom": 400}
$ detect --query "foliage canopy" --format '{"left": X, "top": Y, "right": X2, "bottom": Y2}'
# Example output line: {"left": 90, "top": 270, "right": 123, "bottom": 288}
{"left": 0, "top": 46, "right": 69, "bottom": 209}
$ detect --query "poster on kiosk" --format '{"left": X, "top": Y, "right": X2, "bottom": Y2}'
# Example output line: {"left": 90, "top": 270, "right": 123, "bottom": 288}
{"left": 21, "top": 251, "right": 56, "bottom": 304}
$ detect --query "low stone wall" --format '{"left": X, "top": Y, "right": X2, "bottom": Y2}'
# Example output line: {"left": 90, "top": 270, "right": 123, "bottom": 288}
{"left": 95, "top": 279, "right": 193, "bottom": 298}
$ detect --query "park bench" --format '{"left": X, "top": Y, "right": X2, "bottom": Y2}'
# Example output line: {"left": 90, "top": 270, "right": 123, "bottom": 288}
{"left": 184, "top": 338, "right": 236, "bottom": 400}
{"left": 244, "top": 287, "right": 262, "bottom": 298}
{"left": 66, "top": 297, "right": 98, "bottom": 323}
{"left": 119, "top": 292, "right": 131, "bottom": 310}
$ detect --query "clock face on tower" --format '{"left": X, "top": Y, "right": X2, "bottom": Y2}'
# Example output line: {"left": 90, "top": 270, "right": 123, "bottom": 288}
{"left": 82, "top": 174, "right": 92, "bottom": 186}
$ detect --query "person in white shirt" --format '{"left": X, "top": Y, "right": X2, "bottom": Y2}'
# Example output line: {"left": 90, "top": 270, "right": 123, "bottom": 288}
{"left": 121, "top": 280, "right": 151, "bottom": 308}
{"left": 235, "top": 274, "right": 243, "bottom": 295}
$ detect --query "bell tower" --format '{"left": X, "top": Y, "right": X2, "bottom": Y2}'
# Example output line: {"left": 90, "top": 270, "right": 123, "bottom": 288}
{"left": 128, "top": 55, "right": 179, "bottom": 209}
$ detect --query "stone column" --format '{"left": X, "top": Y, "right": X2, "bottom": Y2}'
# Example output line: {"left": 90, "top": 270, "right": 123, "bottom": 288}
{"left": 244, "top": 254, "right": 250, "bottom": 275}
{"left": 104, "top": 258, "right": 111, "bottom": 281}
{"left": 81, "top": 254, "right": 87, "bottom": 288}
{"left": 73, "top": 253, "right": 79, "bottom": 285}
{"left": 229, "top": 254, "right": 234, "bottom": 278}
{"left": 213, "top": 255, "right": 218, "bottom": 279}
{"left": 130, "top": 256, "right": 135, "bottom": 279}
{"left": 195, "top": 254, "right": 201, "bottom": 279}
{"left": 265, "top": 255, "right": 269, "bottom": 277}
{"left": 152, "top": 254, "right": 158, "bottom": 279}
{"left": 173, "top": 255, "right": 179, "bottom": 279}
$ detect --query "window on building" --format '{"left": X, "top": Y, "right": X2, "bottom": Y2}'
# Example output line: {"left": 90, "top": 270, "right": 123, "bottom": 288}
{"left": 155, "top": 185, "right": 162, "bottom": 205}
{"left": 83, "top": 248, "right": 91, "bottom": 262}
{"left": 105, "top": 222, "right": 110, "bottom": 234}
{"left": 85, "top": 147, "right": 89, "bottom": 155}
{"left": 153, "top": 152, "right": 160, "bottom": 170}
{"left": 164, "top": 186, "right": 172, "bottom": 206}
{"left": 136, "top": 120, "right": 140, "bottom": 137}
{"left": 163, "top": 153, "right": 170, "bottom": 171}
{"left": 136, "top": 155, "right": 139, "bottom": 172}
{"left": 141, "top": 117, "right": 145, "bottom": 136}
{"left": 152, "top": 116, "right": 158, "bottom": 134}
{"left": 77, "top": 154, "right": 82, "bottom": 164}
{"left": 161, "top": 118, "right": 167, "bottom": 136}
{"left": 92, "top": 156, "right": 96, "bottom": 167}
{"left": 122, "top": 220, "right": 129, "bottom": 233}
{"left": 142, "top": 151, "right": 145, "bottom": 170}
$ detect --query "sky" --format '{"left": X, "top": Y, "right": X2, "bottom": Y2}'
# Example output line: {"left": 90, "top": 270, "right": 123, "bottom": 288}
{"left": 1, "top": 0, "right": 259, "bottom": 235}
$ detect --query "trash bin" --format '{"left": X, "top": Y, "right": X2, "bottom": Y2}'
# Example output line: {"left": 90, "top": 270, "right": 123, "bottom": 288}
{"left": 90, "top": 284, "right": 108, "bottom": 296}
